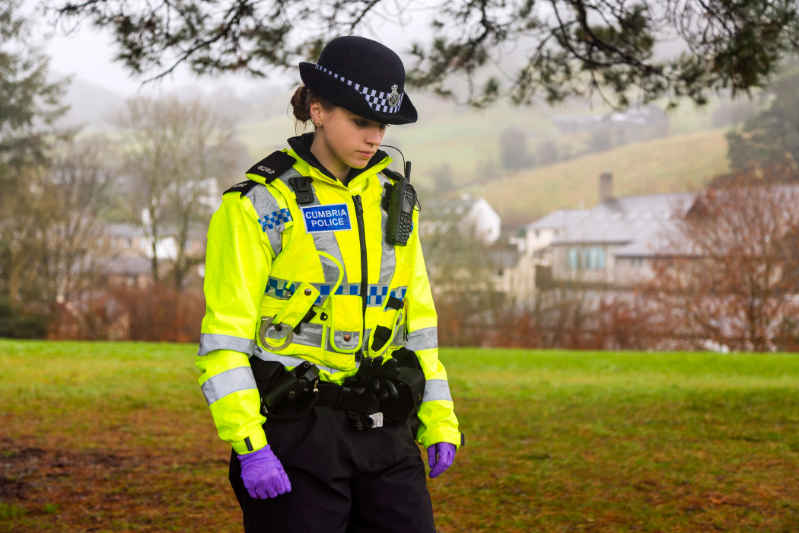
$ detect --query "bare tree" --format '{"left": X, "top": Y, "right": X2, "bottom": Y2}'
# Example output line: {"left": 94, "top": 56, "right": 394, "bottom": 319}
{"left": 644, "top": 176, "right": 799, "bottom": 352}
{"left": 0, "top": 138, "right": 113, "bottom": 306}
{"left": 112, "top": 96, "right": 235, "bottom": 288}
{"left": 41, "top": 139, "right": 114, "bottom": 303}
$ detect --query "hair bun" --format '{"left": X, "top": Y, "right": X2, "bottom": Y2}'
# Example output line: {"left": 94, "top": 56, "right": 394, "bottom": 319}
{"left": 290, "top": 86, "right": 312, "bottom": 122}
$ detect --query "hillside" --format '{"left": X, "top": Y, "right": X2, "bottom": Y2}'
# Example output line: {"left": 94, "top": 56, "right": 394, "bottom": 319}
{"left": 235, "top": 96, "right": 732, "bottom": 228}
{"left": 463, "top": 128, "right": 729, "bottom": 226}
{"left": 235, "top": 94, "right": 559, "bottom": 178}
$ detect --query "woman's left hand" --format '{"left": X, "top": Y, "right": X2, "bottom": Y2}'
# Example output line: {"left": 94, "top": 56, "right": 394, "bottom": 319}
{"left": 427, "top": 442, "right": 456, "bottom": 478}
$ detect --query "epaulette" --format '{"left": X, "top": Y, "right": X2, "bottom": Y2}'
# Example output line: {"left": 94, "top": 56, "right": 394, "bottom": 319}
{"left": 245, "top": 151, "right": 297, "bottom": 183}
{"left": 223, "top": 180, "right": 259, "bottom": 196}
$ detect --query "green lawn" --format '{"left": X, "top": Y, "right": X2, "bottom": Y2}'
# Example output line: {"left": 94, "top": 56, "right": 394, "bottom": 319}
{"left": 2, "top": 341, "right": 798, "bottom": 532}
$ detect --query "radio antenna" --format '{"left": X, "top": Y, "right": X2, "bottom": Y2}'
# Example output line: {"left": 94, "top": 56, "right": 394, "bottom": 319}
{"left": 380, "top": 145, "right": 408, "bottom": 180}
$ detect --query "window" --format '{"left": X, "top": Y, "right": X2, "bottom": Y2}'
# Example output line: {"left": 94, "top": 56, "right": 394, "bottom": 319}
{"left": 566, "top": 247, "right": 606, "bottom": 270}
{"left": 567, "top": 248, "right": 579, "bottom": 270}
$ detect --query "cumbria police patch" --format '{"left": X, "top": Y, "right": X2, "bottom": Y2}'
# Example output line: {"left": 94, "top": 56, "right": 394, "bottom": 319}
{"left": 301, "top": 203, "right": 352, "bottom": 233}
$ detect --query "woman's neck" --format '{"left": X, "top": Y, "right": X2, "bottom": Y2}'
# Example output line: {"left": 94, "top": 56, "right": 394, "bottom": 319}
{"left": 310, "top": 133, "right": 350, "bottom": 183}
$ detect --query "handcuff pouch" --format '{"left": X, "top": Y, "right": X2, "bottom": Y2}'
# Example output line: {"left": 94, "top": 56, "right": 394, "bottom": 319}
{"left": 259, "top": 282, "right": 319, "bottom": 350}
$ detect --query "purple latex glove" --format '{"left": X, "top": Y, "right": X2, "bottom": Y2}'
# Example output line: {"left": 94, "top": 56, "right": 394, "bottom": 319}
{"left": 427, "top": 442, "right": 456, "bottom": 479}
{"left": 238, "top": 444, "right": 292, "bottom": 499}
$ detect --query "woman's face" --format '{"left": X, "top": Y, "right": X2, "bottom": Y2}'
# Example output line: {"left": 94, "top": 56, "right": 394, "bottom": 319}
{"left": 311, "top": 103, "right": 388, "bottom": 169}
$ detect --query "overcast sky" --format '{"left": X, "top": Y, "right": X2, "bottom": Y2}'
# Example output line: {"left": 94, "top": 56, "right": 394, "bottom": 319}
{"left": 27, "top": 0, "right": 435, "bottom": 97}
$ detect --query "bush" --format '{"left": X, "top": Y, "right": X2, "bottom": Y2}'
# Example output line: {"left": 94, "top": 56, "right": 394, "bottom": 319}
{"left": 0, "top": 297, "right": 49, "bottom": 339}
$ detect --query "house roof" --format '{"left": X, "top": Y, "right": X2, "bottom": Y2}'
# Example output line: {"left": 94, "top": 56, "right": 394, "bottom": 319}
{"left": 423, "top": 194, "right": 481, "bottom": 221}
{"left": 106, "top": 223, "right": 146, "bottom": 238}
{"left": 528, "top": 191, "right": 697, "bottom": 257}
{"left": 104, "top": 252, "right": 151, "bottom": 275}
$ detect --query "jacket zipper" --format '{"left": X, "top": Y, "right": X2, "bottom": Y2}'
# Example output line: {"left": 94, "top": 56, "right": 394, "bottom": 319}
{"left": 352, "top": 195, "right": 369, "bottom": 315}
{"left": 352, "top": 195, "right": 368, "bottom": 361}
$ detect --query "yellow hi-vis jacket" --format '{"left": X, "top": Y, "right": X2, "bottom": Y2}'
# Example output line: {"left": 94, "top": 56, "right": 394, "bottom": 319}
{"left": 196, "top": 146, "right": 461, "bottom": 455}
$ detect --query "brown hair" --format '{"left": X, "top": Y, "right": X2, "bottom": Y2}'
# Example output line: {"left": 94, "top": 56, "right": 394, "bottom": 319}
{"left": 290, "top": 86, "right": 334, "bottom": 133}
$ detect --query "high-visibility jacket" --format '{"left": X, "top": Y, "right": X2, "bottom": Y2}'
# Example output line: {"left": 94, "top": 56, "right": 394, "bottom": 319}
{"left": 196, "top": 140, "right": 461, "bottom": 455}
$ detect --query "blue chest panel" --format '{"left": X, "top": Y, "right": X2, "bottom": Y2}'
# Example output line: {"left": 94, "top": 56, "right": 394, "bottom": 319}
{"left": 300, "top": 203, "right": 352, "bottom": 233}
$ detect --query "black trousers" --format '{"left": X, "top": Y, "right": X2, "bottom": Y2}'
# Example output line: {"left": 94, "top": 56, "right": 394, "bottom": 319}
{"left": 228, "top": 406, "right": 436, "bottom": 533}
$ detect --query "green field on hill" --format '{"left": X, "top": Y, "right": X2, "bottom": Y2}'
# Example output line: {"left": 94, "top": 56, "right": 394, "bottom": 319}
{"left": 2, "top": 342, "right": 798, "bottom": 532}
{"left": 469, "top": 128, "right": 729, "bottom": 225}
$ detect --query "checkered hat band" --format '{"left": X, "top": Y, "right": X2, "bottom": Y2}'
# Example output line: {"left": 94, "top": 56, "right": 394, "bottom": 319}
{"left": 265, "top": 277, "right": 407, "bottom": 307}
{"left": 314, "top": 64, "right": 403, "bottom": 114}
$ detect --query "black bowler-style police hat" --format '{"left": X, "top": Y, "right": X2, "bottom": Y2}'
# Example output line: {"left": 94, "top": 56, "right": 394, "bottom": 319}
{"left": 299, "top": 36, "right": 418, "bottom": 125}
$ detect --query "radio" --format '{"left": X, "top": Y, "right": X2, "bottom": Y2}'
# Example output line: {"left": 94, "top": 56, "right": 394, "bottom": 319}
{"left": 384, "top": 161, "right": 417, "bottom": 246}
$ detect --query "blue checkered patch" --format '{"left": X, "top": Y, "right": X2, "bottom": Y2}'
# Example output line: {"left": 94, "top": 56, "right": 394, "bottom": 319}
{"left": 266, "top": 278, "right": 297, "bottom": 298}
{"left": 260, "top": 208, "right": 292, "bottom": 232}
{"left": 367, "top": 285, "right": 389, "bottom": 306}
{"left": 265, "top": 278, "right": 408, "bottom": 307}
{"left": 390, "top": 287, "right": 407, "bottom": 301}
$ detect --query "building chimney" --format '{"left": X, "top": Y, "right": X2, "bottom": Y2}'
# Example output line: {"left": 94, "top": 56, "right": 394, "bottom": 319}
{"left": 599, "top": 171, "right": 613, "bottom": 203}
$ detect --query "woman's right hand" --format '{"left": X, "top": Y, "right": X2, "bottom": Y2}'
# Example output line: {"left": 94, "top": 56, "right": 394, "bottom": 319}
{"left": 238, "top": 444, "right": 292, "bottom": 499}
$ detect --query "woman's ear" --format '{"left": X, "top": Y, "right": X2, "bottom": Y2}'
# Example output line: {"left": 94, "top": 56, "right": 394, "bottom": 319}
{"left": 309, "top": 101, "right": 324, "bottom": 128}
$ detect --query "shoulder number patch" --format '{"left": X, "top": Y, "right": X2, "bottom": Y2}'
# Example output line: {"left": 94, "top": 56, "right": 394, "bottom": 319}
{"left": 246, "top": 151, "right": 297, "bottom": 182}
{"left": 223, "top": 180, "right": 259, "bottom": 196}
{"left": 301, "top": 204, "right": 352, "bottom": 233}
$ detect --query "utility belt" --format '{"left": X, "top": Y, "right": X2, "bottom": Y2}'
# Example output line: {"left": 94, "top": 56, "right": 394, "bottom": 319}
{"left": 249, "top": 349, "right": 425, "bottom": 430}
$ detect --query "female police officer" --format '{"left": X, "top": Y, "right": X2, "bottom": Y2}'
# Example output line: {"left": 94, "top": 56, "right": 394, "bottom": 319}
{"left": 196, "top": 36, "right": 461, "bottom": 532}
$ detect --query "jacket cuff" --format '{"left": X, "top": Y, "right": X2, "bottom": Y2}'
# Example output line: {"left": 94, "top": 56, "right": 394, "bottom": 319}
{"left": 232, "top": 428, "right": 267, "bottom": 455}
{"left": 418, "top": 427, "right": 462, "bottom": 450}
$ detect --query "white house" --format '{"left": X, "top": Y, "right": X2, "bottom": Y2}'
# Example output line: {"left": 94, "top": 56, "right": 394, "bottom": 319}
{"left": 420, "top": 193, "right": 501, "bottom": 246}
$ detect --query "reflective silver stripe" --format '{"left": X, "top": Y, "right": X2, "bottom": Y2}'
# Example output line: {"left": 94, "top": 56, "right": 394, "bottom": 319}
{"left": 252, "top": 346, "right": 357, "bottom": 374}
{"left": 276, "top": 167, "right": 302, "bottom": 188}
{"left": 201, "top": 366, "right": 258, "bottom": 405}
{"left": 301, "top": 181, "right": 349, "bottom": 285}
{"left": 332, "top": 330, "right": 360, "bottom": 351}
{"left": 422, "top": 379, "right": 452, "bottom": 402}
{"left": 379, "top": 187, "right": 396, "bottom": 285}
{"left": 262, "top": 322, "right": 323, "bottom": 348}
{"left": 197, "top": 333, "right": 255, "bottom": 357}
{"left": 244, "top": 184, "right": 286, "bottom": 256}
{"left": 363, "top": 328, "right": 372, "bottom": 351}
{"left": 391, "top": 325, "right": 407, "bottom": 346}
{"left": 314, "top": 229, "right": 349, "bottom": 284}
{"left": 293, "top": 323, "right": 324, "bottom": 348}
{"left": 405, "top": 327, "right": 438, "bottom": 351}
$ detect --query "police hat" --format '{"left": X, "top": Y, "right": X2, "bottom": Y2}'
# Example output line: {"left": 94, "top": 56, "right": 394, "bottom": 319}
{"left": 299, "top": 36, "right": 418, "bottom": 125}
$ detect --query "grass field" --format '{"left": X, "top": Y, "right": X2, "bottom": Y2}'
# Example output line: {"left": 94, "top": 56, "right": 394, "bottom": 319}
{"left": 2, "top": 341, "right": 798, "bottom": 532}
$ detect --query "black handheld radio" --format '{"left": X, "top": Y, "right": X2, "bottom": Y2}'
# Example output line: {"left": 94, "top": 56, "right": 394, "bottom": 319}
{"left": 384, "top": 161, "right": 416, "bottom": 246}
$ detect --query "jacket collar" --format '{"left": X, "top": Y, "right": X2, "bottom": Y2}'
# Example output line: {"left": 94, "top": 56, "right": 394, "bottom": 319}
{"left": 287, "top": 133, "right": 390, "bottom": 187}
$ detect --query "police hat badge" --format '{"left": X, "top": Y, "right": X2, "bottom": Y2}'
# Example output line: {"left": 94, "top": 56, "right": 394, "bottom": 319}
{"left": 388, "top": 85, "right": 400, "bottom": 107}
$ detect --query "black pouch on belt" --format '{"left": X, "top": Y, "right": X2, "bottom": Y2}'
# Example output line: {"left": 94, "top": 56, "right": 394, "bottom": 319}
{"left": 249, "top": 357, "right": 286, "bottom": 399}
{"left": 249, "top": 357, "right": 320, "bottom": 419}
{"left": 382, "top": 348, "right": 426, "bottom": 424}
